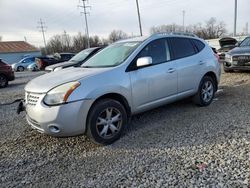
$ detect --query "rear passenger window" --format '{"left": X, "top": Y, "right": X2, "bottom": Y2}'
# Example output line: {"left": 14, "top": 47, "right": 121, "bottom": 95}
{"left": 137, "top": 39, "right": 171, "bottom": 64}
{"left": 171, "top": 38, "right": 196, "bottom": 59}
{"left": 192, "top": 39, "right": 205, "bottom": 52}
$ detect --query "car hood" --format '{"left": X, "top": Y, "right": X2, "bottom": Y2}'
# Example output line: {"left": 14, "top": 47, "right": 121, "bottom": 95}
{"left": 11, "top": 63, "right": 18, "bottom": 67}
{"left": 228, "top": 46, "right": 250, "bottom": 55}
{"left": 46, "top": 61, "right": 77, "bottom": 70}
{"left": 25, "top": 67, "right": 109, "bottom": 93}
{"left": 219, "top": 37, "right": 237, "bottom": 48}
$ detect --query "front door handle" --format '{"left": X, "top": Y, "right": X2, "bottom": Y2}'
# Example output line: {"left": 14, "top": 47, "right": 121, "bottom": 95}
{"left": 167, "top": 68, "right": 176, "bottom": 73}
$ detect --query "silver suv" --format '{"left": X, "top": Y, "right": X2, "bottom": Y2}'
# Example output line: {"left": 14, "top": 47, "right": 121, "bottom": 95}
{"left": 24, "top": 33, "right": 221, "bottom": 145}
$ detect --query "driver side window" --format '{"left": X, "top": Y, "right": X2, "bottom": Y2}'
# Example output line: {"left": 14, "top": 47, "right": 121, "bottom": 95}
{"left": 137, "top": 39, "right": 171, "bottom": 65}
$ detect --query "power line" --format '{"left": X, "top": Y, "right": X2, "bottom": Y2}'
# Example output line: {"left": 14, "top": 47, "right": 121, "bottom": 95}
{"left": 37, "top": 18, "right": 47, "bottom": 52}
{"left": 136, "top": 0, "right": 143, "bottom": 36}
{"left": 78, "top": 0, "right": 91, "bottom": 48}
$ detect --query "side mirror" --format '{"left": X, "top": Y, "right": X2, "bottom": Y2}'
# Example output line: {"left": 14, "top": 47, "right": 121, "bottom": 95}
{"left": 136, "top": 57, "right": 152, "bottom": 67}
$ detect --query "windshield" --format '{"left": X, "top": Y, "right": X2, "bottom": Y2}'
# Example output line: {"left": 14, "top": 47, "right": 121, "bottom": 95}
{"left": 70, "top": 48, "right": 94, "bottom": 62}
{"left": 82, "top": 42, "right": 140, "bottom": 68}
{"left": 240, "top": 37, "right": 250, "bottom": 47}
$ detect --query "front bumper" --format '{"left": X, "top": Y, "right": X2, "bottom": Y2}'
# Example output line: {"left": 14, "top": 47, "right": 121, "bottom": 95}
{"left": 8, "top": 71, "right": 15, "bottom": 81}
{"left": 25, "top": 95, "right": 94, "bottom": 137}
{"left": 223, "top": 61, "right": 250, "bottom": 71}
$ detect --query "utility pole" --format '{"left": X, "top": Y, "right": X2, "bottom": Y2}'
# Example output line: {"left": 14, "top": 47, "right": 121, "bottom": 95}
{"left": 78, "top": 0, "right": 91, "bottom": 48}
{"left": 37, "top": 18, "right": 47, "bottom": 53}
{"left": 135, "top": 0, "right": 143, "bottom": 36}
{"left": 233, "top": 0, "right": 237, "bottom": 37}
{"left": 246, "top": 22, "right": 249, "bottom": 35}
{"left": 63, "top": 30, "right": 70, "bottom": 48}
{"left": 182, "top": 10, "right": 185, "bottom": 32}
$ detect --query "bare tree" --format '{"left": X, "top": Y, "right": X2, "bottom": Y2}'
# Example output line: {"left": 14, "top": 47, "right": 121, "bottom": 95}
{"left": 150, "top": 18, "right": 227, "bottom": 39}
{"left": 108, "top": 30, "right": 128, "bottom": 43}
{"left": 150, "top": 24, "right": 183, "bottom": 34}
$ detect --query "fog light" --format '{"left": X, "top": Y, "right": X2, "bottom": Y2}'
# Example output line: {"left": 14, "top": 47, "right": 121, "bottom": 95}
{"left": 48, "top": 125, "right": 60, "bottom": 133}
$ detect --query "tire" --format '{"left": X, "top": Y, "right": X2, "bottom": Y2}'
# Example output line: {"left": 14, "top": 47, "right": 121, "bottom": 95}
{"left": 87, "top": 99, "right": 127, "bottom": 145}
{"left": 0, "top": 74, "right": 8, "bottom": 88}
{"left": 223, "top": 66, "right": 233, "bottom": 73}
{"left": 17, "top": 66, "right": 24, "bottom": 72}
{"left": 193, "top": 76, "right": 215, "bottom": 107}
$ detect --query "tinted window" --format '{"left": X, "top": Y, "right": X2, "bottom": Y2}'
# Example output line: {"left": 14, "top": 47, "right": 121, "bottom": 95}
{"left": 171, "top": 38, "right": 196, "bottom": 59}
{"left": 192, "top": 39, "right": 205, "bottom": 52}
{"left": 240, "top": 37, "right": 250, "bottom": 47}
{"left": 137, "top": 39, "right": 170, "bottom": 64}
{"left": 22, "top": 58, "right": 33, "bottom": 63}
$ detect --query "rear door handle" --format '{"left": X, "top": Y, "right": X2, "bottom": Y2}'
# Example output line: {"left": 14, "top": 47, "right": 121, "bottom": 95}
{"left": 199, "top": 61, "right": 205, "bottom": 65}
{"left": 167, "top": 68, "right": 176, "bottom": 73}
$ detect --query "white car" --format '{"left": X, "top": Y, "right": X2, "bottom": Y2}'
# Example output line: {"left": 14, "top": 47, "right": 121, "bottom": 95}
{"left": 12, "top": 57, "right": 36, "bottom": 71}
{"left": 27, "top": 63, "right": 38, "bottom": 71}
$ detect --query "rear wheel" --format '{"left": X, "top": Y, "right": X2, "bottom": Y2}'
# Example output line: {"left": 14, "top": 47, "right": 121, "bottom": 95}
{"left": 193, "top": 76, "right": 215, "bottom": 106}
{"left": 87, "top": 99, "right": 127, "bottom": 145}
{"left": 17, "top": 66, "right": 24, "bottom": 72}
{"left": 0, "top": 74, "right": 8, "bottom": 88}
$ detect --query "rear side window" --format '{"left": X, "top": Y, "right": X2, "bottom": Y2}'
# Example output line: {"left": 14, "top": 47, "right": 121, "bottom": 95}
{"left": 137, "top": 39, "right": 171, "bottom": 64}
{"left": 192, "top": 39, "right": 205, "bottom": 52}
{"left": 170, "top": 38, "right": 196, "bottom": 59}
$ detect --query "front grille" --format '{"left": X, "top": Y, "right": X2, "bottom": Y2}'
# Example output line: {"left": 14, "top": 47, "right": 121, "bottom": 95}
{"left": 26, "top": 92, "right": 41, "bottom": 106}
{"left": 233, "top": 55, "right": 250, "bottom": 62}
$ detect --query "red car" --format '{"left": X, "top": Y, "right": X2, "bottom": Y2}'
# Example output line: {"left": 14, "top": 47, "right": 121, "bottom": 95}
{"left": 0, "top": 59, "right": 15, "bottom": 88}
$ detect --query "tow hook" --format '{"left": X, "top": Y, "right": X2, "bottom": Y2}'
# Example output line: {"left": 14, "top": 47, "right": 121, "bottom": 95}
{"left": 17, "top": 100, "right": 25, "bottom": 114}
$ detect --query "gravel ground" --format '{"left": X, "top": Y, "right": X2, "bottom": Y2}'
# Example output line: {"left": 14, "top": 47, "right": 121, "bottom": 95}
{"left": 0, "top": 69, "right": 249, "bottom": 187}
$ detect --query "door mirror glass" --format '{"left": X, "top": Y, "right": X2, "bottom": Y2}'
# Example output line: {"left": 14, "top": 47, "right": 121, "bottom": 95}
{"left": 136, "top": 57, "right": 152, "bottom": 67}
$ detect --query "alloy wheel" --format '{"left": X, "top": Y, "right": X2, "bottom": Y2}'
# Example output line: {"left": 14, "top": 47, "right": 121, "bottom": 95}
{"left": 201, "top": 80, "right": 214, "bottom": 103}
{"left": 96, "top": 107, "right": 122, "bottom": 139}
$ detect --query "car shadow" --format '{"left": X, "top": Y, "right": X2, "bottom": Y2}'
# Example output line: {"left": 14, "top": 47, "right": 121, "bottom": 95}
{"left": 2, "top": 82, "right": 249, "bottom": 154}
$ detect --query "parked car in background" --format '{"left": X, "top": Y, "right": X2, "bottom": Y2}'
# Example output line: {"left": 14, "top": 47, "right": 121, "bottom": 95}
{"left": 45, "top": 47, "right": 102, "bottom": 72}
{"left": 0, "top": 59, "right": 15, "bottom": 88}
{"left": 23, "top": 32, "right": 221, "bottom": 145}
{"left": 11, "top": 56, "right": 36, "bottom": 71}
{"left": 217, "top": 37, "right": 238, "bottom": 60}
{"left": 224, "top": 36, "right": 250, "bottom": 72}
{"left": 27, "top": 63, "right": 38, "bottom": 71}
{"left": 36, "top": 53, "right": 75, "bottom": 70}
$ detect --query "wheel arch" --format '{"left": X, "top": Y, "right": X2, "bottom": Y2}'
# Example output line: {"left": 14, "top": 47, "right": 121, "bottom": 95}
{"left": 203, "top": 71, "right": 218, "bottom": 91}
{"left": 86, "top": 92, "right": 131, "bottom": 125}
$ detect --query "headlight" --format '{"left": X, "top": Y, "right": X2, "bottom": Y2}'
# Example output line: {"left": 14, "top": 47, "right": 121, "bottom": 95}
{"left": 54, "top": 67, "right": 62, "bottom": 72}
{"left": 43, "top": 81, "right": 80, "bottom": 105}
{"left": 225, "top": 54, "right": 232, "bottom": 62}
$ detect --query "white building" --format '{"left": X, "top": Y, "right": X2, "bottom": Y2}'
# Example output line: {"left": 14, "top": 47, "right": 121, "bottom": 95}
{"left": 0, "top": 41, "right": 41, "bottom": 64}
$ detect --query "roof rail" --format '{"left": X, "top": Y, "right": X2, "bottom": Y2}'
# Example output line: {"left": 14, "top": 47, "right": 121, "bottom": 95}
{"left": 152, "top": 32, "right": 198, "bottom": 38}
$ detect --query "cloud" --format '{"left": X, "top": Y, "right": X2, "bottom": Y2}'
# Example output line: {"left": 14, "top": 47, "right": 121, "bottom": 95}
{"left": 0, "top": 0, "right": 249, "bottom": 47}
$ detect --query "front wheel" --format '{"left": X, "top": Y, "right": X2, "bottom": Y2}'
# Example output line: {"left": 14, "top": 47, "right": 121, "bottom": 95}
{"left": 193, "top": 76, "right": 215, "bottom": 106}
{"left": 0, "top": 74, "right": 8, "bottom": 88}
{"left": 87, "top": 99, "right": 127, "bottom": 145}
{"left": 17, "top": 66, "right": 24, "bottom": 72}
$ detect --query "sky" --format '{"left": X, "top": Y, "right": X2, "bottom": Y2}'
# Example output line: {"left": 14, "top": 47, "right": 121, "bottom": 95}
{"left": 0, "top": 0, "right": 249, "bottom": 47}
